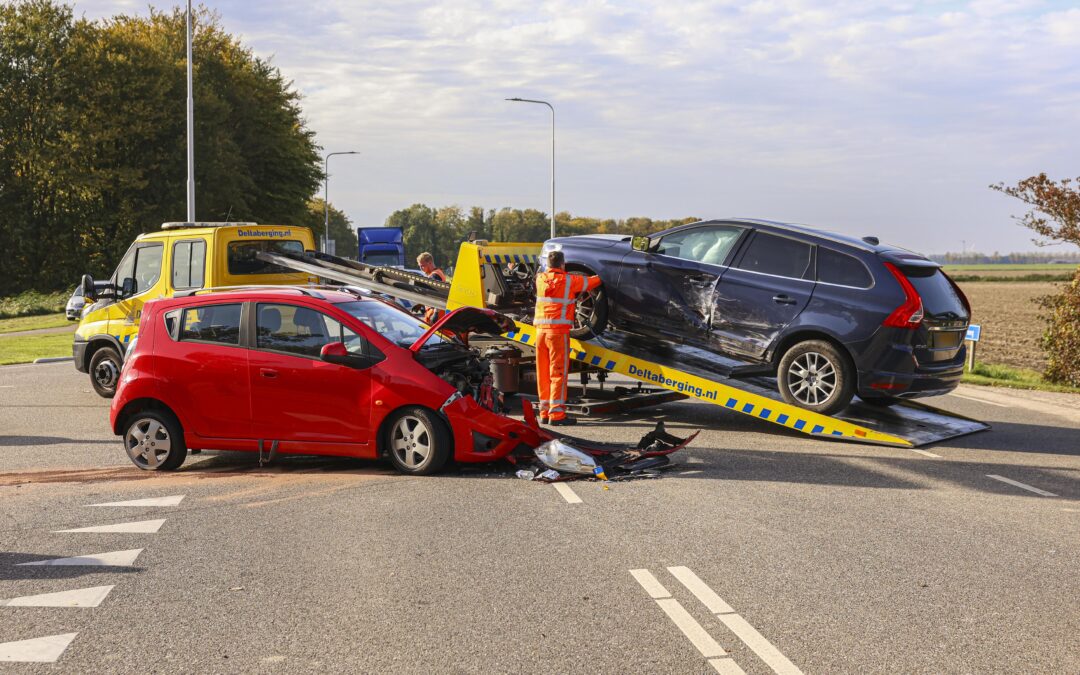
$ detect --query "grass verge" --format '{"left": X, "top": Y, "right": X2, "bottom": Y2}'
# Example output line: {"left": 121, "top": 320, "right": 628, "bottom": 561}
{"left": 0, "top": 313, "right": 72, "bottom": 334}
{"left": 0, "top": 290, "right": 70, "bottom": 319}
{"left": 0, "top": 333, "right": 73, "bottom": 366}
{"left": 962, "top": 361, "right": 1080, "bottom": 395}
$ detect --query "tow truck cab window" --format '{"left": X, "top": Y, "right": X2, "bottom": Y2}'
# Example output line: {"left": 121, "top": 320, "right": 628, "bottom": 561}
{"left": 112, "top": 242, "right": 164, "bottom": 297}
{"left": 227, "top": 240, "right": 304, "bottom": 275}
{"left": 172, "top": 240, "right": 206, "bottom": 289}
{"left": 255, "top": 303, "right": 372, "bottom": 359}
{"left": 817, "top": 248, "right": 873, "bottom": 288}
{"left": 179, "top": 303, "right": 242, "bottom": 345}
{"left": 735, "top": 232, "right": 813, "bottom": 280}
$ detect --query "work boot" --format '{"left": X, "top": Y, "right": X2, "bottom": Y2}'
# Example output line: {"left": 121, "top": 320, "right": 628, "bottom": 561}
{"left": 539, "top": 416, "right": 549, "bottom": 425}
{"left": 550, "top": 417, "right": 577, "bottom": 426}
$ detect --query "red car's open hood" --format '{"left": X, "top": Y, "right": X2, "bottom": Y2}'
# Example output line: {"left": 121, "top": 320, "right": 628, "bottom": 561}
{"left": 409, "top": 307, "right": 517, "bottom": 352}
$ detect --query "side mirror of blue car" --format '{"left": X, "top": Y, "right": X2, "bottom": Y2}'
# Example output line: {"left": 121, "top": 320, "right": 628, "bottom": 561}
{"left": 631, "top": 236, "right": 651, "bottom": 252}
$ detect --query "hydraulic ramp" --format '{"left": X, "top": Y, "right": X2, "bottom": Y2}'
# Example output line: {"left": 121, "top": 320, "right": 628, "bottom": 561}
{"left": 260, "top": 243, "right": 989, "bottom": 448}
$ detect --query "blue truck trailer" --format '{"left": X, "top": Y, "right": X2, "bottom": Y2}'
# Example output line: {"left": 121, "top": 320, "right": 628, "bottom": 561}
{"left": 357, "top": 227, "right": 405, "bottom": 267}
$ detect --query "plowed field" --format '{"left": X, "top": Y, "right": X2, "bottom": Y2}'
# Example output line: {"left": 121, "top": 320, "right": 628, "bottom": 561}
{"left": 957, "top": 281, "right": 1059, "bottom": 371}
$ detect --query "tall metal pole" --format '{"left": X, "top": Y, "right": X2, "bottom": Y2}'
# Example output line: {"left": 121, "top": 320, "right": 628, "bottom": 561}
{"left": 323, "top": 151, "right": 359, "bottom": 253}
{"left": 506, "top": 98, "right": 555, "bottom": 239}
{"left": 185, "top": 0, "right": 195, "bottom": 222}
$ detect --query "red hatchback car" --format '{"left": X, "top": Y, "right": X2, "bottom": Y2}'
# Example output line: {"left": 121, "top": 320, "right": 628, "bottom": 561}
{"left": 110, "top": 287, "right": 544, "bottom": 474}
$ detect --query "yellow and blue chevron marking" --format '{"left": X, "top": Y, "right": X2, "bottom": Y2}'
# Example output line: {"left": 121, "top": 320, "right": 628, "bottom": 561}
{"left": 483, "top": 253, "right": 540, "bottom": 265}
{"left": 501, "top": 321, "right": 911, "bottom": 447}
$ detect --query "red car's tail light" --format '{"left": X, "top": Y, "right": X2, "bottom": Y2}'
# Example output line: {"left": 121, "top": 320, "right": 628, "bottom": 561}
{"left": 882, "top": 262, "right": 924, "bottom": 328}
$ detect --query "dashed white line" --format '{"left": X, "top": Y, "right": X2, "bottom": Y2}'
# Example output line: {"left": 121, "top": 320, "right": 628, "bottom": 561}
{"left": 949, "top": 392, "right": 1009, "bottom": 407}
{"left": 655, "top": 598, "right": 732, "bottom": 660}
{"left": 631, "top": 570, "right": 746, "bottom": 673}
{"left": 630, "top": 568, "right": 671, "bottom": 599}
{"left": 668, "top": 566, "right": 734, "bottom": 613}
{"left": 714, "top": 612, "right": 803, "bottom": 675}
{"left": 668, "top": 567, "right": 804, "bottom": 675}
{"left": 16, "top": 548, "right": 143, "bottom": 567}
{"left": 986, "top": 474, "right": 1058, "bottom": 497}
{"left": 4, "top": 585, "right": 114, "bottom": 608}
{"left": 0, "top": 633, "right": 78, "bottom": 662}
{"left": 680, "top": 470, "right": 704, "bottom": 475}
{"left": 710, "top": 657, "right": 749, "bottom": 675}
{"left": 552, "top": 483, "right": 582, "bottom": 504}
{"left": 54, "top": 518, "right": 165, "bottom": 534}
{"left": 907, "top": 448, "right": 942, "bottom": 458}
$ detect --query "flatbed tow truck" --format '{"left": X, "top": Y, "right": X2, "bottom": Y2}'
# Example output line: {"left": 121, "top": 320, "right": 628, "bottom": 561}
{"left": 258, "top": 242, "right": 989, "bottom": 449}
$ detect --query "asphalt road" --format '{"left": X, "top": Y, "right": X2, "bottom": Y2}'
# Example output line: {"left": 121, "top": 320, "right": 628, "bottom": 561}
{"left": 1, "top": 362, "right": 1077, "bottom": 673}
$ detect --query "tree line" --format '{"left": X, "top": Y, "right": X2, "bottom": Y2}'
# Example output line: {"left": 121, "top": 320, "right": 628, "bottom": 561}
{"left": 383, "top": 204, "right": 697, "bottom": 269}
{"left": 0, "top": 1, "right": 322, "bottom": 295}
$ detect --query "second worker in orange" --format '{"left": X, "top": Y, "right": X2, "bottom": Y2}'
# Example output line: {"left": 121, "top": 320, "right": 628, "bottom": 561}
{"left": 534, "top": 250, "right": 602, "bottom": 426}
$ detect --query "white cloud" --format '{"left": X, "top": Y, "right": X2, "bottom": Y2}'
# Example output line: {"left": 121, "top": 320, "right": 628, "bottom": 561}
{"left": 69, "top": 0, "right": 1080, "bottom": 253}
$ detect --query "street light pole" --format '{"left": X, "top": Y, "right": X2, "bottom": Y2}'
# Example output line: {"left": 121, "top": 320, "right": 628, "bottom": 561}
{"left": 323, "top": 151, "right": 359, "bottom": 253}
{"left": 506, "top": 98, "right": 555, "bottom": 239}
{"left": 185, "top": 0, "right": 195, "bottom": 222}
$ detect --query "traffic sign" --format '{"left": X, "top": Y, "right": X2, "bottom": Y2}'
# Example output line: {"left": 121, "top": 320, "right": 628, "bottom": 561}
{"left": 965, "top": 324, "right": 981, "bottom": 342}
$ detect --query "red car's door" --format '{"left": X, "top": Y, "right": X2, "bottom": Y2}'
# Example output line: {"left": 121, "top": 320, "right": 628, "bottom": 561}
{"left": 158, "top": 302, "right": 251, "bottom": 440}
{"left": 247, "top": 302, "right": 376, "bottom": 457}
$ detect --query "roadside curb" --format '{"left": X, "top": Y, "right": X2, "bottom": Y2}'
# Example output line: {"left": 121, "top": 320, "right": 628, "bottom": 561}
{"left": 33, "top": 357, "right": 73, "bottom": 364}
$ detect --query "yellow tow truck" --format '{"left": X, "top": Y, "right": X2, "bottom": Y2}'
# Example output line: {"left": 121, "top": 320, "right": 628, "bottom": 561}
{"left": 74, "top": 222, "right": 317, "bottom": 397}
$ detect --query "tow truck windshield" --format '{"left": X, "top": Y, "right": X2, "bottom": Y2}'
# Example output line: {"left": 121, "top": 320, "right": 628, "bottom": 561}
{"left": 336, "top": 300, "right": 447, "bottom": 348}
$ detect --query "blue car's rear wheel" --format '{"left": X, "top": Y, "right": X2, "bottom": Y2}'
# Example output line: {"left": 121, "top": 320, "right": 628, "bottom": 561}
{"left": 778, "top": 340, "right": 856, "bottom": 415}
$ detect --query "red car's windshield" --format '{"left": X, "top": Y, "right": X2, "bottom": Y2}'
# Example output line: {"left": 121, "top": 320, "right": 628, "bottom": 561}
{"left": 335, "top": 300, "right": 447, "bottom": 348}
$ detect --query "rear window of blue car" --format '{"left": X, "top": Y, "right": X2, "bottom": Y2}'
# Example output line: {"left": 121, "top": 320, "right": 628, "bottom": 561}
{"left": 817, "top": 248, "right": 873, "bottom": 288}
{"left": 901, "top": 266, "right": 968, "bottom": 318}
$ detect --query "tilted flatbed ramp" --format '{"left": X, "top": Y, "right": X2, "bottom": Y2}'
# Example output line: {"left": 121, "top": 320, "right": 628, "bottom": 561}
{"left": 263, "top": 243, "right": 990, "bottom": 448}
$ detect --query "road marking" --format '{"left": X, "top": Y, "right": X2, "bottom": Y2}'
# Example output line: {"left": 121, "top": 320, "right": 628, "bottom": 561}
{"left": 4, "top": 585, "right": 114, "bottom": 608}
{"left": 631, "top": 570, "right": 746, "bottom": 672}
{"left": 681, "top": 470, "right": 704, "bottom": 475}
{"left": 1063, "top": 508, "right": 1078, "bottom": 512}
{"left": 0, "top": 633, "right": 78, "bottom": 662}
{"left": 686, "top": 456, "right": 705, "bottom": 464}
{"left": 54, "top": 518, "right": 165, "bottom": 534}
{"left": 630, "top": 568, "right": 671, "bottom": 599}
{"left": 669, "top": 567, "right": 804, "bottom": 675}
{"left": 949, "top": 392, "right": 1009, "bottom": 408}
{"left": 552, "top": 483, "right": 582, "bottom": 504}
{"left": 714, "top": 613, "right": 802, "bottom": 675}
{"left": 710, "top": 657, "right": 748, "bottom": 675}
{"left": 87, "top": 495, "right": 184, "bottom": 507}
{"left": 986, "top": 474, "right": 1058, "bottom": 497}
{"left": 655, "top": 598, "right": 732, "bottom": 660}
{"left": 668, "top": 567, "right": 734, "bottom": 613}
{"left": 17, "top": 548, "right": 143, "bottom": 567}
{"left": 907, "top": 448, "right": 942, "bottom": 458}
{"left": 0, "top": 385, "right": 14, "bottom": 388}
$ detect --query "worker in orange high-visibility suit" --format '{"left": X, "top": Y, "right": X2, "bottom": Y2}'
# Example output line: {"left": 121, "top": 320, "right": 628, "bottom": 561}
{"left": 534, "top": 250, "right": 601, "bottom": 426}
{"left": 417, "top": 252, "right": 448, "bottom": 324}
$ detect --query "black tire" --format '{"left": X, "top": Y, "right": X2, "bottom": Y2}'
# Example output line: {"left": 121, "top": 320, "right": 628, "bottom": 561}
{"left": 122, "top": 409, "right": 187, "bottom": 471}
{"left": 89, "top": 346, "right": 123, "bottom": 399}
{"left": 568, "top": 283, "right": 609, "bottom": 341}
{"left": 777, "top": 340, "right": 856, "bottom": 415}
{"left": 384, "top": 406, "right": 451, "bottom": 475}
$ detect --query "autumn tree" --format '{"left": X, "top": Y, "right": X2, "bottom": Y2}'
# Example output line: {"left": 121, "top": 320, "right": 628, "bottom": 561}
{"left": 991, "top": 174, "right": 1080, "bottom": 385}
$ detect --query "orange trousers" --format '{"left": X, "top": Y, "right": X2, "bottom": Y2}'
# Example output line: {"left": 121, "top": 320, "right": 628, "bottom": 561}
{"left": 535, "top": 330, "right": 569, "bottom": 421}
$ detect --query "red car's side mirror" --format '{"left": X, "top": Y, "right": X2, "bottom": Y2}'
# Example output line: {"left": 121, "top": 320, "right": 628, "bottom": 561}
{"left": 320, "top": 342, "right": 349, "bottom": 359}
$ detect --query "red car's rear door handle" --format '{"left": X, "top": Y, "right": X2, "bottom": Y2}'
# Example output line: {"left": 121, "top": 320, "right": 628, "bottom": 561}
{"left": 260, "top": 368, "right": 278, "bottom": 379}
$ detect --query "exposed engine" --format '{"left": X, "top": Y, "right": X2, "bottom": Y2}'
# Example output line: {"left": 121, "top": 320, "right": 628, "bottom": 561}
{"left": 414, "top": 343, "right": 497, "bottom": 411}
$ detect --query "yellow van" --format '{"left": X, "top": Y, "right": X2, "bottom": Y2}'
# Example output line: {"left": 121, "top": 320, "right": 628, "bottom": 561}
{"left": 74, "top": 222, "right": 317, "bottom": 397}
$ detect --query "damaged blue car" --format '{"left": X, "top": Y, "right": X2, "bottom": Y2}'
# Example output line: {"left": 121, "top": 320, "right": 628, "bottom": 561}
{"left": 541, "top": 218, "right": 971, "bottom": 415}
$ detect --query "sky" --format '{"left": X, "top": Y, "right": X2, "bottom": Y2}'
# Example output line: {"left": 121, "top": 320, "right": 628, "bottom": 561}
{"left": 74, "top": 1, "right": 1080, "bottom": 255}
